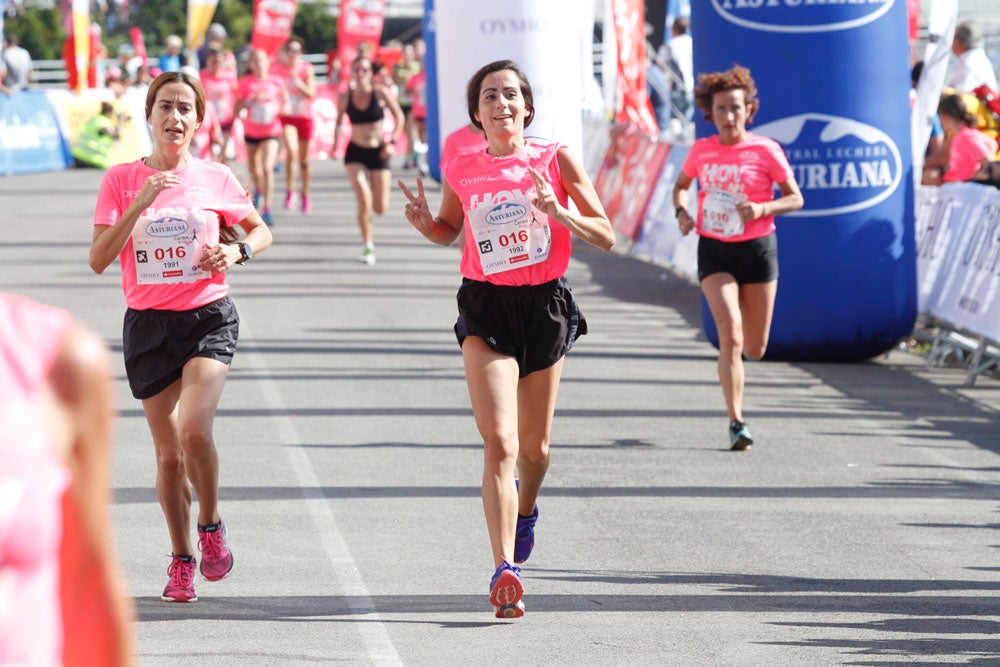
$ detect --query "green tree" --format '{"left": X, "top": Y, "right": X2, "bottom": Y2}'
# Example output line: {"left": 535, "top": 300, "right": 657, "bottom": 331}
{"left": 4, "top": 8, "right": 62, "bottom": 61}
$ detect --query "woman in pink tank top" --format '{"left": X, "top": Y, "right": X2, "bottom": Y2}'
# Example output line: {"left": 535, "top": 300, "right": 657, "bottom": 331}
{"left": 0, "top": 293, "right": 133, "bottom": 666}
{"left": 399, "top": 60, "right": 614, "bottom": 619}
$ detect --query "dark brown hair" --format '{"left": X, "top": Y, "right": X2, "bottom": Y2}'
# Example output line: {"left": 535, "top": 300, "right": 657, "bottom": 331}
{"left": 938, "top": 93, "right": 977, "bottom": 127}
{"left": 465, "top": 60, "right": 534, "bottom": 132}
{"left": 144, "top": 70, "right": 206, "bottom": 124}
{"left": 694, "top": 64, "right": 760, "bottom": 124}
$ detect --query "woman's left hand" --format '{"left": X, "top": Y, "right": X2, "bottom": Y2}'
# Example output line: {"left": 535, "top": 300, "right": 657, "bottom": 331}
{"left": 736, "top": 200, "right": 762, "bottom": 223}
{"left": 200, "top": 243, "right": 237, "bottom": 275}
{"left": 529, "top": 167, "right": 563, "bottom": 221}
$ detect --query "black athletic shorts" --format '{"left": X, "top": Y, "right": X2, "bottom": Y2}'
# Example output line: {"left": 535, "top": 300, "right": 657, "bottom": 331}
{"left": 697, "top": 233, "right": 779, "bottom": 284}
{"left": 123, "top": 296, "right": 239, "bottom": 399}
{"left": 344, "top": 142, "right": 390, "bottom": 170}
{"left": 454, "top": 277, "right": 587, "bottom": 378}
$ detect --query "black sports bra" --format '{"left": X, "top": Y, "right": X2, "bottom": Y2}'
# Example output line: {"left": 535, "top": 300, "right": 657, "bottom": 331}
{"left": 346, "top": 90, "right": 385, "bottom": 125}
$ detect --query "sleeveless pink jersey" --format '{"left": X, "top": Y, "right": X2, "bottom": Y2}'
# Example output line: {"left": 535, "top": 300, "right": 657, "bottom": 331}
{"left": 236, "top": 74, "right": 285, "bottom": 139}
{"left": 681, "top": 132, "right": 795, "bottom": 243}
{"left": 445, "top": 140, "right": 572, "bottom": 286}
{"left": 441, "top": 124, "right": 487, "bottom": 164}
{"left": 93, "top": 158, "right": 254, "bottom": 311}
{"left": 0, "top": 293, "right": 72, "bottom": 666}
{"left": 272, "top": 60, "right": 315, "bottom": 119}
{"left": 200, "top": 68, "right": 238, "bottom": 126}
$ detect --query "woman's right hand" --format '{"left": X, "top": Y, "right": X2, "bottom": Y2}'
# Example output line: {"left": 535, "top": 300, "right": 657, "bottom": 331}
{"left": 138, "top": 171, "right": 180, "bottom": 208}
{"left": 677, "top": 208, "right": 695, "bottom": 236}
{"left": 398, "top": 177, "right": 435, "bottom": 235}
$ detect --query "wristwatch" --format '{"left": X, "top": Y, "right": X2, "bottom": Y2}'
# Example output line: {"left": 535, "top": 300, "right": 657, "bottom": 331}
{"left": 236, "top": 242, "right": 253, "bottom": 265}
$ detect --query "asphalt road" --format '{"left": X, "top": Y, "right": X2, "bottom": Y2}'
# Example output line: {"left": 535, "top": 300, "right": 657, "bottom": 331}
{"left": 3, "top": 159, "right": 999, "bottom": 666}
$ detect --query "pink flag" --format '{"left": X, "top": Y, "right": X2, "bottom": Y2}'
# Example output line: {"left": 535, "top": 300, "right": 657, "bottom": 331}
{"left": 251, "top": 0, "right": 299, "bottom": 57}
{"left": 337, "top": 0, "right": 386, "bottom": 86}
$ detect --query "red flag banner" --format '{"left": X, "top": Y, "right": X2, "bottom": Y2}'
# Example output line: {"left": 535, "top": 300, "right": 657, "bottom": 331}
{"left": 337, "top": 0, "right": 386, "bottom": 86}
{"left": 251, "top": 0, "right": 299, "bottom": 57}
{"left": 612, "top": 0, "right": 658, "bottom": 136}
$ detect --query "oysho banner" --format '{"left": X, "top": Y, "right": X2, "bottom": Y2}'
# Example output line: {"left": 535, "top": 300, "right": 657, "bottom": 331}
{"left": 434, "top": 0, "right": 587, "bottom": 161}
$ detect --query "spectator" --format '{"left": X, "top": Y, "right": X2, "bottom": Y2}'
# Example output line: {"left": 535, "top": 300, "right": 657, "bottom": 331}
{"left": 664, "top": 17, "right": 693, "bottom": 121}
{"left": 2, "top": 32, "right": 32, "bottom": 90}
{"left": 949, "top": 20, "right": 998, "bottom": 94}
{"left": 159, "top": 35, "right": 183, "bottom": 74}
{"left": 196, "top": 23, "right": 230, "bottom": 70}
{"left": 646, "top": 52, "right": 671, "bottom": 138}
{"left": 72, "top": 101, "right": 126, "bottom": 169}
{"left": 924, "top": 93, "right": 998, "bottom": 185}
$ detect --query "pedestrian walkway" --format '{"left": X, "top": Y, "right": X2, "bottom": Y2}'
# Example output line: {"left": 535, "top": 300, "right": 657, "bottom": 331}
{"left": 2, "top": 159, "right": 999, "bottom": 665}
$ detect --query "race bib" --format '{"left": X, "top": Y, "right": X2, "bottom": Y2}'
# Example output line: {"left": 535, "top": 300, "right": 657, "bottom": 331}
{"left": 249, "top": 99, "right": 277, "bottom": 125}
{"left": 468, "top": 192, "right": 551, "bottom": 277}
{"left": 133, "top": 208, "right": 213, "bottom": 284}
{"left": 703, "top": 189, "right": 745, "bottom": 238}
{"left": 288, "top": 93, "right": 307, "bottom": 117}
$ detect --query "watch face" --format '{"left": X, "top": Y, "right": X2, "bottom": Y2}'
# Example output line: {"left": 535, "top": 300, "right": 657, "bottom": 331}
{"left": 241, "top": 243, "right": 252, "bottom": 261}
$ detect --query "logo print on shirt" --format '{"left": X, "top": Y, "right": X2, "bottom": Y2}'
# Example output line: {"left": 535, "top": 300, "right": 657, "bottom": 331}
{"left": 184, "top": 186, "right": 212, "bottom": 200}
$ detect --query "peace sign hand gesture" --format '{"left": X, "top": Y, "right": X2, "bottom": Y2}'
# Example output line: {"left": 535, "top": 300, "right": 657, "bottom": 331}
{"left": 398, "top": 177, "right": 435, "bottom": 235}
{"left": 529, "top": 167, "right": 564, "bottom": 222}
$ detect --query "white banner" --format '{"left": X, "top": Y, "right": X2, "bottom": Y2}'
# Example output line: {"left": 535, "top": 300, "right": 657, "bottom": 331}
{"left": 911, "top": 0, "right": 957, "bottom": 184}
{"left": 434, "top": 0, "right": 586, "bottom": 159}
{"left": 915, "top": 182, "right": 1000, "bottom": 342}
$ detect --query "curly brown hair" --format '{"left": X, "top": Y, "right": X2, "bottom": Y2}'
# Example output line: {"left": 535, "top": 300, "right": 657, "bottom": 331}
{"left": 693, "top": 64, "right": 759, "bottom": 124}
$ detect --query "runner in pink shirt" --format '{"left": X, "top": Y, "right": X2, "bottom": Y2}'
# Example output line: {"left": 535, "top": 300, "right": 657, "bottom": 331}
{"left": 89, "top": 71, "right": 272, "bottom": 604}
{"left": 234, "top": 49, "right": 288, "bottom": 225}
{"left": 440, "top": 122, "right": 487, "bottom": 164}
{"left": 0, "top": 293, "right": 133, "bottom": 666}
{"left": 399, "top": 60, "right": 614, "bottom": 619}
{"left": 938, "top": 93, "right": 998, "bottom": 183}
{"left": 673, "top": 65, "right": 804, "bottom": 451}
{"left": 200, "top": 48, "right": 238, "bottom": 163}
{"left": 273, "top": 37, "right": 317, "bottom": 213}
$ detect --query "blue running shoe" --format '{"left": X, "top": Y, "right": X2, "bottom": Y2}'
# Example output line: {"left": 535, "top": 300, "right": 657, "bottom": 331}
{"left": 729, "top": 420, "right": 753, "bottom": 451}
{"left": 489, "top": 560, "right": 523, "bottom": 609}
{"left": 261, "top": 209, "right": 273, "bottom": 227}
{"left": 253, "top": 191, "right": 261, "bottom": 209}
{"left": 513, "top": 506, "right": 538, "bottom": 564}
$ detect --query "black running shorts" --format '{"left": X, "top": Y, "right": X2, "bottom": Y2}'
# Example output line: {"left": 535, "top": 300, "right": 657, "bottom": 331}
{"left": 123, "top": 296, "right": 239, "bottom": 399}
{"left": 697, "top": 233, "right": 779, "bottom": 284}
{"left": 454, "top": 277, "right": 587, "bottom": 378}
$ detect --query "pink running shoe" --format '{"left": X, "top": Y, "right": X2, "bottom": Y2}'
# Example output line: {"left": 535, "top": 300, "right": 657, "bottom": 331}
{"left": 284, "top": 191, "right": 296, "bottom": 209}
{"left": 301, "top": 194, "right": 312, "bottom": 214}
{"left": 198, "top": 520, "right": 235, "bottom": 581}
{"left": 161, "top": 555, "right": 197, "bottom": 602}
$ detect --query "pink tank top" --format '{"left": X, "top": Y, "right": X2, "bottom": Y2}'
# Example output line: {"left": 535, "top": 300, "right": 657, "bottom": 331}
{"left": 445, "top": 140, "right": 572, "bottom": 286}
{"left": 0, "top": 293, "right": 72, "bottom": 665}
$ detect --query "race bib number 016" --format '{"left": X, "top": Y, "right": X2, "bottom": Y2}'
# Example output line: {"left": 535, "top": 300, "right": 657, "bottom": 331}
{"left": 133, "top": 208, "right": 213, "bottom": 284}
{"left": 703, "top": 189, "right": 745, "bottom": 238}
{"left": 468, "top": 192, "right": 551, "bottom": 277}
